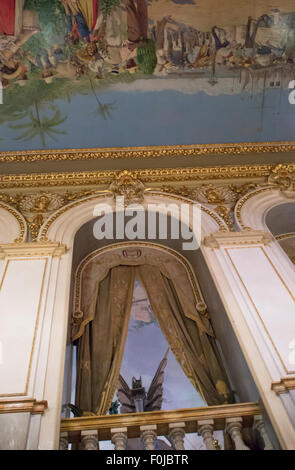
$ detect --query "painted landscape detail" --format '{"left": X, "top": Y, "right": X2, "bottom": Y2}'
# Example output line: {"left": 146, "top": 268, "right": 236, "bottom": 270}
{"left": 0, "top": 1, "right": 294, "bottom": 150}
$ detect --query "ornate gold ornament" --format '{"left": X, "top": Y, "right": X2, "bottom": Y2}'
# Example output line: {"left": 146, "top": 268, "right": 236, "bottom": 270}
{"left": 214, "top": 206, "right": 233, "bottom": 230}
{"left": 268, "top": 164, "right": 295, "bottom": 198}
{"left": 108, "top": 170, "right": 146, "bottom": 204}
{"left": 0, "top": 142, "right": 295, "bottom": 163}
{"left": 1, "top": 164, "right": 294, "bottom": 241}
{"left": 157, "top": 182, "right": 260, "bottom": 230}
{"left": 0, "top": 189, "right": 100, "bottom": 241}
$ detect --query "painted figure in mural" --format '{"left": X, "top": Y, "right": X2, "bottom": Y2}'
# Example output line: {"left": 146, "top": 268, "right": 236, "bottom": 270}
{"left": 1, "top": 1, "right": 295, "bottom": 149}
{"left": 59, "top": 0, "right": 98, "bottom": 43}
{"left": 0, "top": 1, "right": 40, "bottom": 88}
{"left": 119, "top": 0, "right": 151, "bottom": 72}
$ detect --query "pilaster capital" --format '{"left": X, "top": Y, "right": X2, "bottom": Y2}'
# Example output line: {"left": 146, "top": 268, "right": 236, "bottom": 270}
{"left": 271, "top": 377, "right": 295, "bottom": 394}
{"left": 203, "top": 230, "right": 273, "bottom": 249}
{"left": 0, "top": 398, "right": 48, "bottom": 414}
{"left": 0, "top": 242, "right": 68, "bottom": 259}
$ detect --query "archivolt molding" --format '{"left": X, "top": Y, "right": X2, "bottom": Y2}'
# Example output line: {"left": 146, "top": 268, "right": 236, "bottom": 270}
{"left": 0, "top": 201, "right": 27, "bottom": 244}
{"left": 37, "top": 189, "right": 229, "bottom": 244}
{"left": 276, "top": 233, "right": 295, "bottom": 241}
{"left": 234, "top": 186, "right": 295, "bottom": 232}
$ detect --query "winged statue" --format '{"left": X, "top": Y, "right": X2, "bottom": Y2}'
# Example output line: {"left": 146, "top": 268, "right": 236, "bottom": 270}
{"left": 117, "top": 348, "right": 170, "bottom": 414}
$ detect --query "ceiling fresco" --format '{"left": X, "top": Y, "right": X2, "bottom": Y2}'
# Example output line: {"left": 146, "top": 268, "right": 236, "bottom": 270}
{"left": 0, "top": 0, "right": 295, "bottom": 152}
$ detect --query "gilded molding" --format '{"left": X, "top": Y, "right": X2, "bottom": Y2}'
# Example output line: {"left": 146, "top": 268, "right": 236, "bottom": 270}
{"left": 271, "top": 378, "right": 295, "bottom": 395}
{"left": 275, "top": 233, "right": 295, "bottom": 241}
{"left": 0, "top": 201, "right": 27, "bottom": 243}
{"left": 0, "top": 164, "right": 292, "bottom": 190}
{"left": 0, "top": 242, "right": 68, "bottom": 259}
{"left": 203, "top": 230, "right": 273, "bottom": 249}
{"left": 234, "top": 186, "right": 277, "bottom": 229}
{"left": 0, "top": 142, "right": 295, "bottom": 164}
{"left": 0, "top": 398, "right": 48, "bottom": 414}
{"left": 268, "top": 164, "right": 295, "bottom": 197}
{"left": 1, "top": 165, "right": 294, "bottom": 242}
{"left": 38, "top": 190, "right": 228, "bottom": 241}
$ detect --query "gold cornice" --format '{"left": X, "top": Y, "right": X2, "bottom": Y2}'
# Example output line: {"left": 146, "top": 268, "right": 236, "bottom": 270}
{"left": 203, "top": 230, "right": 273, "bottom": 248}
{"left": 0, "top": 164, "right": 286, "bottom": 190}
{"left": 0, "top": 398, "right": 48, "bottom": 414}
{"left": 271, "top": 378, "right": 295, "bottom": 394}
{"left": 0, "top": 142, "right": 295, "bottom": 163}
{"left": 0, "top": 242, "right": 68, "bottom": 259}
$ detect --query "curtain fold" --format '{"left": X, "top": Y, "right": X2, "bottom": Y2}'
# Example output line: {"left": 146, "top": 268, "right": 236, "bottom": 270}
{"left": 75, "top": 265, "right": 135, "bottom": 415}
{"left": 75, "top": 262, "right": 231, "bottom": 414}
{"left": 136, "top": 265, "right": 230, "bottom": 406}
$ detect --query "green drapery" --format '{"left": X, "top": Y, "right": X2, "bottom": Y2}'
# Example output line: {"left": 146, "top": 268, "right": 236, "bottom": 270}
{"left": 75, "top": 264, "right": 230, "bottom": 414}
{"left": 75, "top": 265, "right": 135, "bottom": 414}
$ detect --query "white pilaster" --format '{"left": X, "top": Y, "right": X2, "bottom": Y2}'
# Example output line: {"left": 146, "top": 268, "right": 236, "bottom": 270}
{"left": 202, "top": 231, "right": 295, "bottom": 449}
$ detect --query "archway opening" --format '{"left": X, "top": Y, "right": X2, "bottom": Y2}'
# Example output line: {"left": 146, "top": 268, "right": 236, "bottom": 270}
{"left": 266, "top": 201, "right": 295, "bottom": 265}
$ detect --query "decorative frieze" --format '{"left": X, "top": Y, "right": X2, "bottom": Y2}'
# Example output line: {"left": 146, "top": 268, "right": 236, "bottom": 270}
{"left": 0, "top": 164, "right": 293, "bottom": 242}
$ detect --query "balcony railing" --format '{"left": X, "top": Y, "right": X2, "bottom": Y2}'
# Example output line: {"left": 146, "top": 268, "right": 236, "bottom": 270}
{"left": 60, "top": 402, "right": 273, "bottom": 450}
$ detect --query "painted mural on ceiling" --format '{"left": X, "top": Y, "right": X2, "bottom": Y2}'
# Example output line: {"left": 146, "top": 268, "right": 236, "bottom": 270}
{"left": 0, "top": 0, "right": 295, "bottom": 150}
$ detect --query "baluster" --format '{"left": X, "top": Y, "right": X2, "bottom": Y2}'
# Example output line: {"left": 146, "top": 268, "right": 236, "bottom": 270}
{"left": 253, "top": 415, "right": 274, "bottom": 450}
{"left": 111, "top": 427, "right": 128, "bottom": 450}
{"left": 198, "top": 419, "right": 216, "bottom": 450}
{"left": 225, "top": 417, "right": 250, "bottom": 450}
{"left": 168, "top": 422, "right": 186, "bottom": 450}
{"left": 59, "top": 432, "right": 68, "bottom": 450}
{"left": 81, "top": 430, "right": 99, "bottom": 450}
{"left": 140, "top": 425, "right": 157, "bottom": 450}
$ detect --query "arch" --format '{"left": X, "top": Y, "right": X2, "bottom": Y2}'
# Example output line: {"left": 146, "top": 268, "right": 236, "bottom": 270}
{"left": 234, "top": 186, "right": 295, "bottom": 232}
{"left": 0, "top": 201, "right": 27, "bottom": 244}
{"left": 38, "top": 191, "right": 228, "bottom": 245}
{"left": 37, "top": 191, "right": 229, "bottom": 448}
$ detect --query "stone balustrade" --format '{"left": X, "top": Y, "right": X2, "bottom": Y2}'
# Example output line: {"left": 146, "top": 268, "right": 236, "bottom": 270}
{"left": 59, "top": 402, "right": 274, "bottom": 450}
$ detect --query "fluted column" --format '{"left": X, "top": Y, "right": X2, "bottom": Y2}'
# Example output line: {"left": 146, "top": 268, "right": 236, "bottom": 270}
{"left": 168, "top": 422, "right": 186, "bottom": 450}
{"left": 80, "top": 430, "right": 99, "bottom": 450}
{"left": 253, "top": 415, "right": 274, "bottom": 450}
{"left": 225, "top": 417, "right": 249, "bottom": 450}
{"left": 198, "top": 419, "right": 216, "bottom": 450}
{"left": 59, "top": 432, "right": 68, "bottom": 450}
{"left": 111, "top": 427, "right": 128, "bottom": 450}
{"left": 140, "top": 425, "right": 157, "bottom": 450}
